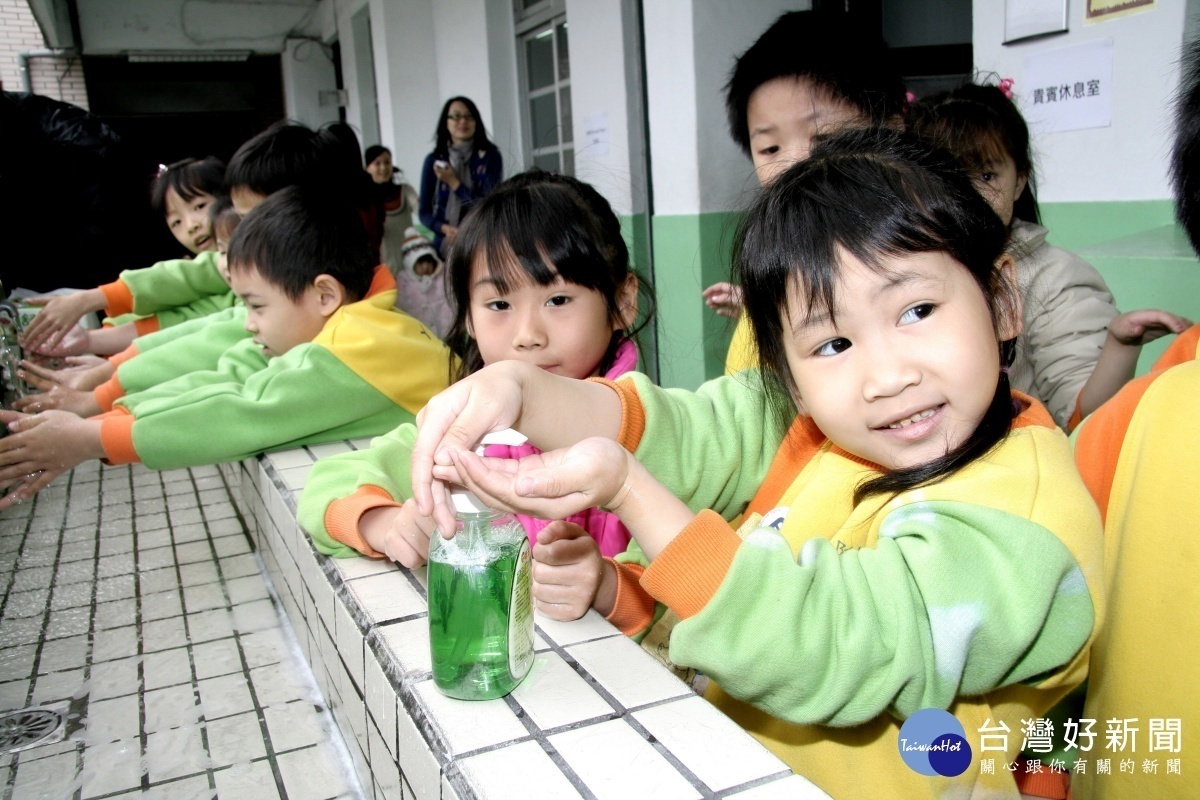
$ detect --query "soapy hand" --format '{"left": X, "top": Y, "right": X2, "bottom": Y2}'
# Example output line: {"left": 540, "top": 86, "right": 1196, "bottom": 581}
{"left": 0, "top": 410, "right": 103, "bottom": 508}
{"left": 13, "top": 362, "right": 101, "bottom": 417}
{"left": 19, "top": 289, "right": 106, "bottom": 354}
{"left": 359, "top": 499, "right": 436, "bottom": 568}
{"left": 26, "top": 356, "right": 113, "bottom": 391}
{"left": 531, "top": 521, "right": 612, "bottom": 621}
{"left": 445, "top": 437, "right": 633, "bottom": 522}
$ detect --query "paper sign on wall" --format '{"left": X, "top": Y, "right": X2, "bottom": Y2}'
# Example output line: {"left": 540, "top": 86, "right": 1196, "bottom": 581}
{"left": 1021, "top": 38, "right": 1114, "bottom": 133}
{"left": 583, "top": 111, "right": 610, "bottom": 157}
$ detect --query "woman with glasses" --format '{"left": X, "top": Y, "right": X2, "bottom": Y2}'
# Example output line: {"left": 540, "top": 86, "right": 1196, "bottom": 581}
{"left": 419, "top": 96, "right": 503, "bottom": 258}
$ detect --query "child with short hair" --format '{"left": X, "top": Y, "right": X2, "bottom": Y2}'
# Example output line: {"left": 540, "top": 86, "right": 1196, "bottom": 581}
{"left": 410, "top": 129, "right": 1103, "bottom": 799}
{"left": 908, "top": 81, "right": 1190, "bottom": 428}
{"left": 701, "top": 9, "right": 908, "bottom": 370}
{"left": 21, "top": 157, "right": 230, "bottom": 355}
{"left": 0, "top": 186, "right": 451, "bottom": 505}
{"left": 298, "top": 170, "right": 649, "bottom": 577}
{"left": 392, "top": 227, "right": 453, "bottom": 339}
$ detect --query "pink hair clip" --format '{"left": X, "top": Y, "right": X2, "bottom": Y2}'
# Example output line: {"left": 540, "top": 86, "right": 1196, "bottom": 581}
{"left": 156, "top": 163, "right": 169, "bottom": 177}
{"left": 905, "top": 91, "right": 916, "bottom": 104}
{"left": 998, "top": 78, "right": 1015, "bottom": 100}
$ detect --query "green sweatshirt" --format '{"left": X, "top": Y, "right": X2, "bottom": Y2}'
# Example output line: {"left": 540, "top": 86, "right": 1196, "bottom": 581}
{"left": 607, "top": 372, "right": 1104, "bottom": 800}
{"left": 101, "top": 271, "right": 452, "bottom": 470}
{"left": 103, "top": 250, "right": 238, "bottom": 329}
{"left": 115, "top": 307, "right": 252, "bottom": 399}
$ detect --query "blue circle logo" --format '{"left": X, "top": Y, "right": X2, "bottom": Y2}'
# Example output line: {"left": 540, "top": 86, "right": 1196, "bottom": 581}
{"left": 897, "top": 708, "right": 973, "bottom": 777}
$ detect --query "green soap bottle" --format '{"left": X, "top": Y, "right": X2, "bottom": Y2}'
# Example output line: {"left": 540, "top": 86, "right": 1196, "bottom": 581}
{"left": 427, "top": 484, "right": 534, "bottom": 700}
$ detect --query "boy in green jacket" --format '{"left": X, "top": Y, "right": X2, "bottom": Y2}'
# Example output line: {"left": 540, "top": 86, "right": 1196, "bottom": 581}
{"left": 0, "top": 186, "right": 452, "bottom": 506}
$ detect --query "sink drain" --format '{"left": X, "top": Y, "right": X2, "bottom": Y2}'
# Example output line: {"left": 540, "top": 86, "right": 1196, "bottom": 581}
{"left": 0, "top": 707, "right": 66, "bottom": 753}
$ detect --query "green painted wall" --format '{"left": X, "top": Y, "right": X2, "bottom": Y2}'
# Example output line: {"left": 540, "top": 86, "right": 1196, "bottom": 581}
{"left": 638, "top": 201, "right": 1200, "bottom": 389}
{"left": 647, "top": 211, "right": 742, "bottom": 389}
{"left": 1042, "top": 200, "right": 1200, "bottom": 375}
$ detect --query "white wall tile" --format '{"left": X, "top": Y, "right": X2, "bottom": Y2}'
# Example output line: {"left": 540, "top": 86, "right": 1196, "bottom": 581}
{"left": 414, "top": 681, "right": 528, "bottom": 756}
{"left": 633, "top": 695, "right": 790, "bottom": 792}
{"left": 457, "top": 740, "right": 584, "bottom": 800}
{"left": 510, "top": 652, "right": 613, "bottom": 731}
{"left": 566, "top": 636, "right": 691, "bottom": 710}
{"left": 346, "top": 573, "right": 426, "bottom": 625}
{"left": 549, "top": 719, "right": 700, "bottom": 800}
{"left": 534, "top": 610, "right": 623, "bottom": 648}
{"left": 725, "top": 773, "right": 833, "bottom": 799}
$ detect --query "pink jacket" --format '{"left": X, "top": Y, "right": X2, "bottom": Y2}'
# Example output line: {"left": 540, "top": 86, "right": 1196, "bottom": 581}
{"left": 483, "top": 338, "right": 637, "bottom": 557}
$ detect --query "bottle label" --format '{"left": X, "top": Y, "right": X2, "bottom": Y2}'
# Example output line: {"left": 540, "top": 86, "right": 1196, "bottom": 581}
{"left": 508, "top": 538, "right": 534, "bottom": 680}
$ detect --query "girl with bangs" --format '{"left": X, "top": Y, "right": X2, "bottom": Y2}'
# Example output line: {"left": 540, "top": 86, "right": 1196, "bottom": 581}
{"left": 408, "top": 128, "right": 1104, "bottom": 799}
{"left": 299, "top": 169, "right": 652, "bottom": 568}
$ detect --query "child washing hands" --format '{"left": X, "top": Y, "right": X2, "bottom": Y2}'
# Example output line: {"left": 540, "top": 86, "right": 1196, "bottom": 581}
{"left": 412, "top": 128, "right": 1104, "bottom": 799}
{"left": 297, "top": 170, "right": 651, "bottom": 605}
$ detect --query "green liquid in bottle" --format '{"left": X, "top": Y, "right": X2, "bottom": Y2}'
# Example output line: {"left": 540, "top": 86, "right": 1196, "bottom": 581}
{"left": 428, "top": 510, "right": 534, "bottom": 700}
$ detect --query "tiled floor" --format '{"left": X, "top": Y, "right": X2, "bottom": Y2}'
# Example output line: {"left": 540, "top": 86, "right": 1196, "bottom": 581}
{"left": 0, "top": 460, "right": 365, "bottom": 800}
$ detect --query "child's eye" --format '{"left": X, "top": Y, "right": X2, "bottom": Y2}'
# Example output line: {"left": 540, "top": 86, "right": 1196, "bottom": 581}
{"left": 758, "top": 145, "right": 780, "bottom": 157}
{"left": 484, "top": 300, "right": 510, "bottom": 311}
{"left": 899, "top": 303, "right": 935, "bottom": 324}
{"left": 813, "top": 337, "right": 851, "bottom": 356}
{"left": 168, "top": 219, "right": 181, "bottom": 229}
{"left": 976, "top": 172, "right": 996, "bottom": 184}
{"left": 546, "top": 295, "right": 570, "bottom": 307}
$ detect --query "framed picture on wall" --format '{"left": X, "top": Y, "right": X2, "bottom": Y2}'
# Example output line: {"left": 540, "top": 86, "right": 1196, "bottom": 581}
{"left": 1005, "top": 0, "right": 1069, "bottom": 44}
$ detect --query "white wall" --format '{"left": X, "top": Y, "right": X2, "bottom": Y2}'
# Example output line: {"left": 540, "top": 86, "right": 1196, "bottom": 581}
{"left": 973, "top": 0, "right": 1187, "bottom": 202}
{"left": 564, "top": 0, "right": 641, "bottom": 216}
{"left": 281, "top": 36, "right": 340, "bottom": 129}
{"left": 76, "top": 0, "right": 324, "bottom": 54}
{"left": 642, "top": 0, "right": 807, "bottom": 216}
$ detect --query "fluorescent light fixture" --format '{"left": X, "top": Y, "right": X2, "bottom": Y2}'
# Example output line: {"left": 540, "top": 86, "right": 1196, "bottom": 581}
{"left": 126, "top": 50, "right": 252, "bottom": 63}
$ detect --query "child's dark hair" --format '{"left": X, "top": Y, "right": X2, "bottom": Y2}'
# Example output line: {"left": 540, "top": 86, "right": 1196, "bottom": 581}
{"left": 208, "top": 194, "right": 240, "bottom": 244}
{"left": 1173, "top": 39, "right": 1200, "bottom": 253}
{"left": 906, "top": 81, "right": 1040, "bottom": 224}
{"left": 150, "top": 157, "right": 226, "bottom": 215}
{"left": 444, "top": 168, "right": 653, "bottom": 382}
{"left": 735, "top": 126, "right": 1017, "bottom": 503}
{"left": 433, "top": 96, "right": 498, "bottom": 159}
{"left": 227, "top": 185, "right": 374, "bottom": 302}
{"left": 725, "top": 10, "right": 907, "bottom": 157}
{"left": 225, "top": 121, "right": 353, "bottom": 198}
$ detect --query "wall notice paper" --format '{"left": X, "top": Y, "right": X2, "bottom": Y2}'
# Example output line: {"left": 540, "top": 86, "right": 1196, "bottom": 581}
{"left": 583, "top": 111, "right": 610, "bottom": 157}
{"left": 1021, "top": 38, "right": 1113, "bottom": 134}
{"left": 1086, "top": 0, "right": 1155, "bottom": 22}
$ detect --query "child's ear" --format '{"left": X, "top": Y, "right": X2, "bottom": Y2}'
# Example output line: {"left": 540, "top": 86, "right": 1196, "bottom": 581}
{"left": 311, "top": 274, "right": 346, "bottom": 317}
{"left": 614, "top": 274, "right": 639, "bottom": 331}
{"left": 992, "top": 253, "right": 1023, "bottom": 341}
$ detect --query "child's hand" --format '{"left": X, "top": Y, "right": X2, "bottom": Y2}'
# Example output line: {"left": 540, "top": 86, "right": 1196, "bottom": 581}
{"left": 701, "top": 281, "right": 745, "bottom": 318}
{"left": 1108, "top": 310, "right": 1193, "bottom": 346}
{"left": 29, "top": 324, "right": 90, "bottom": 358}
{"left": 359, "top": 500, "right": 436, "bottom": 568}
{"left": 0, "top": 410, "right": 103, "bottom": 508}
{"left": 12, "top": 363, "right": 100, "bottom": 417}
{"left": 532, "top": 521, "right": 611, "bottom": 621}
{"left": 447, "top": 437, "right": 634, "bottom": 521}
{"left": 21, "top": 357, "right": 113, "bottom": 391}
{"left": 19, "top": 289, "right": 106, "bottom": 353}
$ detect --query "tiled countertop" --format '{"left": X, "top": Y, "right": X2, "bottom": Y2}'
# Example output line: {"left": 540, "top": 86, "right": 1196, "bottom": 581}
{"left": 226, "top": 443, "right": 832, "bottom": 800}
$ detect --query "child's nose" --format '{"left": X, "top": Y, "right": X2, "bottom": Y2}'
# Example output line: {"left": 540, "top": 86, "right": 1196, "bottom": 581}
{"left": 861, "top": 344, "right": 921, "bottom": 400}
{"left": 512, "top": 309, "right": 546, "bottom": 350}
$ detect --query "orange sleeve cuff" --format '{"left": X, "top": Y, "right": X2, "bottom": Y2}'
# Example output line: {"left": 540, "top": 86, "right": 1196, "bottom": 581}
{"left": 133, "top": 316, "right": 161, "bottom": 335}
{"left": 324, "top": 485, "right": 401, "bottom": 558}
{"left": 641, "top": 509, "right": 741, "bottom": 620}
{"left": 93, "top": 375, "right": 125, "bottom": 413}
{"left": 100, "top": 280, "right": 134, "bottom": 317}
{"left": 98, "top": 407, "right": 140, "bottom": 465}
{"left": 604, "top": 560, "right": 657, "bottom": 636}
{"left": 108, "top": 345, "right": 139, "bottom": 368}
{"left": 587, "top": 377, "right": 646, "bottom": 452}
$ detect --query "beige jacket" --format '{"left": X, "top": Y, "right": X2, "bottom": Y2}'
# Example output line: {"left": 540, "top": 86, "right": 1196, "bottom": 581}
{"left": 1008, "top": 219, "right": 1118, "bottom": 428}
